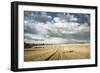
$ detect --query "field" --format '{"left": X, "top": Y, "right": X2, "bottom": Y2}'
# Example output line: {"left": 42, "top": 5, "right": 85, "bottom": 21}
{"left": 24, "top": 43, "right": 90, "bottom": 62}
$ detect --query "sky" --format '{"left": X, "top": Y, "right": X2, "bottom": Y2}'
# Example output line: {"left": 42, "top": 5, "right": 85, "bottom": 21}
{"left": 24, "top": 11, "right": 90, "bottom": 44}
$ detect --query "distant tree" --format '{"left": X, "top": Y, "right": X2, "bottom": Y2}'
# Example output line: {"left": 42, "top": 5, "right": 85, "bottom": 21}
{"left": 24, "top": 42, "right": 33, "bottom": 48}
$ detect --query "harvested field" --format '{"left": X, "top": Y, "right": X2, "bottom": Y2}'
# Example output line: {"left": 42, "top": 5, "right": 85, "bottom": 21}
{"left": 24, "top": 43, "right": 90, "bottom": 62}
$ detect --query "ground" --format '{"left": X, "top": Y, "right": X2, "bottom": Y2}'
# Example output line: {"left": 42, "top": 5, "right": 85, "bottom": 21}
{"left": 24, "top": 43, "right": 90, "bottom": 62}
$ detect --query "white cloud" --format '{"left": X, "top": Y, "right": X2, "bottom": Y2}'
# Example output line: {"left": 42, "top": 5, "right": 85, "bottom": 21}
{"left": 24, "top": 33, "right": 68, "bottom": 44}
{"left": 24, "top": 12, "right": 90, "bottom": 44}
{"left": 56, "top": 13, "right": 78, "bottom": 22}
{"left": 54, "top": 17, "right": 60, "bottom": 22}
{"left": 66, "top": 13, "right": 78, "bottom": 21}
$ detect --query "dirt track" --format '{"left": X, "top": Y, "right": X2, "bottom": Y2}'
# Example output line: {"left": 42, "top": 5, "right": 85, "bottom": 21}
{"left": 24, "top": 43, "right": 90, "bottom": 62}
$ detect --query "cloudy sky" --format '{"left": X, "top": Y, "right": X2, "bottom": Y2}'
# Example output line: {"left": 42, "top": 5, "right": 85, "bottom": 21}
{"left": 24, "top": 11, "right": 90, "bottom": 44}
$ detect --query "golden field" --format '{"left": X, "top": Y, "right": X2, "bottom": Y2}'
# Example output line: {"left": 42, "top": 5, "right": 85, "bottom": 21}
{"left": 24, "top": 43, "right": 90, "bottom": 62}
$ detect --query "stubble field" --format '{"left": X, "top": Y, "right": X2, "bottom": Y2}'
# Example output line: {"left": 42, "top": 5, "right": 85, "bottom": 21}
{"left": 24, "top": 43, "right": 90, "bottom": 62}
